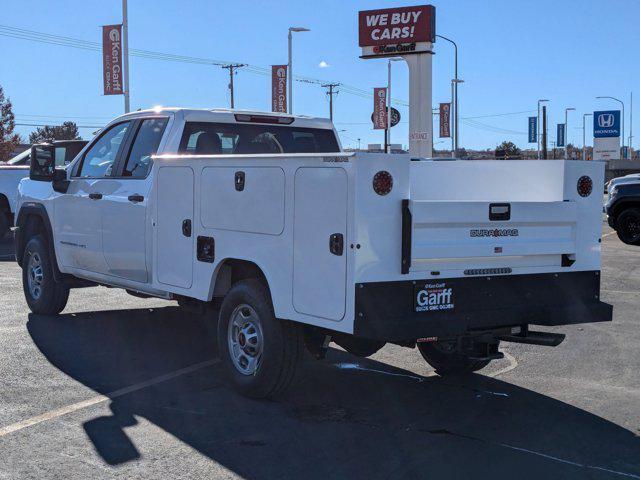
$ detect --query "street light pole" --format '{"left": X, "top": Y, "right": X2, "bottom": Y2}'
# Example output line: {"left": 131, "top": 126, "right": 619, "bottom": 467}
{"left": 583, "top": 113, "right": 593, "bottom": 161}
{"left": 287, "top": 27, "right": 310, "bottom": 114}
{"left": 564, "top": 107, "right": 575, "bottom": 159}
{"left": 537, "top": 99, "right": 549, "bottom": 159}
{"left": 596, "top": 96, "right": 625, "bottom": 159}
{"left": 122, "top": 0, "right": 130, "bottom": 113}
{"left": 436, "top": 35, "right": 459, "bottom": 152}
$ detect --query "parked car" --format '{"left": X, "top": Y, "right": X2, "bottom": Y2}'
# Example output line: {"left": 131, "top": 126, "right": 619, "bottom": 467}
{"left": 0, "top": 140, "right": 86, "bottom": 238}
{"left": 14, "top": 108, "right": 611, "bottom": 398}
{"left": 605, "top": 174, "right": 640, "bottom": 245}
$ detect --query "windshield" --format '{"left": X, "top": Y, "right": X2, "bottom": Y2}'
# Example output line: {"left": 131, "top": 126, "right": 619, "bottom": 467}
{"left": 6, "top": 149, "right": 30, "bottom": 165}
{"left": 179, "top": 122, "right": 340, "bottom": 155}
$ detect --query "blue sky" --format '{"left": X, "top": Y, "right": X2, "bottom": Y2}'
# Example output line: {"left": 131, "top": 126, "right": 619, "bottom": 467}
{"left": 1, "top": 0, "right": 638, "bottom": 150}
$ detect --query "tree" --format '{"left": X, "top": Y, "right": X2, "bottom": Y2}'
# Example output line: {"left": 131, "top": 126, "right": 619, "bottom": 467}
{"left": 495, "top": 141, "right": 521, "bottom": 159}
{"left": 29, "top": 121, "right": 81, "bottom": 144}
{"left": 0, "top": 85, "right": 21, "bottom": 161}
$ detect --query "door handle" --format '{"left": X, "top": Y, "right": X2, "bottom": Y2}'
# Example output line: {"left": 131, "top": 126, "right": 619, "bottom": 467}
{"left": 128, "top": 194, "right": 144, "bottom": 203}
{"left": 329, "top": 233, "right": 344, "bottom": 256}
{"left": 88, "top": 193, "right": 103, "bottom": 200}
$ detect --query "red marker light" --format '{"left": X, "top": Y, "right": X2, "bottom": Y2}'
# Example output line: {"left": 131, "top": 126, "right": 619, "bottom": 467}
{"left": 577, "top": 176, "right": 593, "bottom": 197}
{"left": 373, "top": 170, "right": 393, "bottom": 196}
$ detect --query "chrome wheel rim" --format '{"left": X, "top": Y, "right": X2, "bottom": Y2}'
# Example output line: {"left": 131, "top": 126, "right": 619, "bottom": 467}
{"left": 27, "top": 252, "right": 44, "bottom": 300}
{"left": 227, "top": 304, "right": 263, "bottom": 376}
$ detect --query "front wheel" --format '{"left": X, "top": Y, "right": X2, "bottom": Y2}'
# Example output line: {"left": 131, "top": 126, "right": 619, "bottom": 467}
{"left": 417, "top": 341, "right": 491, "bottom": 376}
{"left": 615, "top": 208, "right": 640, "bottom": 245}
{"left": 22, "top": 235, "right": 69, "bottom": 315}
{"left": 217, "top": 279, "right": 302, "bottom": 398}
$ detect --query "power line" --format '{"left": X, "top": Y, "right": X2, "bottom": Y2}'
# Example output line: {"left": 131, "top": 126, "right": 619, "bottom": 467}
{"left": 0, "top": 24, "right": 409, "bottom": 106}
{"left": 15, "top": 122, "right": 103, "bottom": 129}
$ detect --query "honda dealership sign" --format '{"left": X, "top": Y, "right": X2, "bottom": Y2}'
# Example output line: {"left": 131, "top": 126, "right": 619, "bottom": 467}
{"left": 359, "top": 5, "right": 435, "bottom": 58}
{"left": 102, "top": 25, "right": 123, "bottom": 96}
{"left": 593, "top": 110, "right": 621, "bottom": 161}
{"left": 271, "top": 65, "right": 287, "bottom": 113}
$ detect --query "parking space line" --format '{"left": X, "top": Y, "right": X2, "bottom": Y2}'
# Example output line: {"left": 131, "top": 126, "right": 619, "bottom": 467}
{"left": 602, "top": 231, "right": 616, "bottom": 238}
{"left": 0, "top": 358, "right": 219, "bottom": 438}
{"left": 488, "top": 350, "right": 518, "bottom": 378}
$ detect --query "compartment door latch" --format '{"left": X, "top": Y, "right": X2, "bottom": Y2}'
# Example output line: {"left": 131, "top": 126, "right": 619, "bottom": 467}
{"left": 329, "top": 233, "right": 344, "bottom": 256}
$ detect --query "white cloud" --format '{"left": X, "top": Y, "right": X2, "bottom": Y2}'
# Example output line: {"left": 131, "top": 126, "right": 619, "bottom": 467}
{"left": 318, "top": 60, "right": 330, "bottom": 68}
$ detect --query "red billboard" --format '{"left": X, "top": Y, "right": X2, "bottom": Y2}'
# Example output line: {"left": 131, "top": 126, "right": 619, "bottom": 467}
{"left": 373, "top": 87, "right": 388, "bottom": 130}
{"left": 102, "top": 25, "right": 123, "bottom": 95}
{"left": 359, "top": 5, "right": 435, "bottom": 47}
{"left": 439, "top": 102, "right": 451, "bottom": 138}
{"left": 271, "top": 65, "right": 287, "bottom": 113}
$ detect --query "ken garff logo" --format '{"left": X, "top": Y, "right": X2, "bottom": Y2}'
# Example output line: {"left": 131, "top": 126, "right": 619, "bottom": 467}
{"left": 598, "top": 113, "right": 615, "bottom": 128}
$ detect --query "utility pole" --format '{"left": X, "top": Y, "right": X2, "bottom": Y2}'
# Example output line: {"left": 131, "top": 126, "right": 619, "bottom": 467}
{"left": 630, "top": 92, "right": 634, "bottom": 152}
{"left": 221, "top": 64, "right": 246, "bottom": 109}
{"left": 122, "top": 0, "right": 130, "bottom": 113}
{"left": 542, "top": 105, "right": 548, "bottom": 159}
{"left": 322, "top": 83, "right": 340, "bottom": 121}
{"left": 583, "top": 113, "right": 593, "bottom": 161}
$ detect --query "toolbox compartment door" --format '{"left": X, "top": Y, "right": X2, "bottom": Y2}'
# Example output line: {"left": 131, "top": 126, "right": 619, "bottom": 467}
{"left": 293, "top": 167, "right": 348, "bottom": 321}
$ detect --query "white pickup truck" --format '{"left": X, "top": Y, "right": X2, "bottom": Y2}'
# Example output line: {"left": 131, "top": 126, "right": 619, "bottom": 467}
{"left": 14, "top": 108, "right": 612, "bottom": 398}
{"left": 0, "top": 140, "right": 86, "bottom": 238}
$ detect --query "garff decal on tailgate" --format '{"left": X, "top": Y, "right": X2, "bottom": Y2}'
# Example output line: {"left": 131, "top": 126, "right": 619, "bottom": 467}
{"left": 470, "top": 228, "right": 519, "bottom": 237}
{"left": 415, "top": 283, "right": 454, "bottom": 312}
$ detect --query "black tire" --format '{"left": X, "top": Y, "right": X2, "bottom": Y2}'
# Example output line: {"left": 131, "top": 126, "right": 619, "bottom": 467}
{"left": 417, "top": 341, "right": 490, "bottom": 376}
{"left": 22, "top": 235, "right": 70, "bottom": 315}
{"left": 217, "top": 279, "right": 302, "bottom": 398}
{"left": 0, "top": 210, "right": 9, "bottom": 240}
{"left": 615, "top": 208, "right": 640, "bottom": 245}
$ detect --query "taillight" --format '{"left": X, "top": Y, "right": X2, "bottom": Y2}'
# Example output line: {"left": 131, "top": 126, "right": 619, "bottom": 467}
{"left": 373, "top": 171, "right": 393, "bottom": 196}
{"left": 577, "top": 176, "right": 593, "bottom": 197}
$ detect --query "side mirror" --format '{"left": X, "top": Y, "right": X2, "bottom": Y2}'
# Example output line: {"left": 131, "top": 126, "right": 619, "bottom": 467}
{"left": 29, "top": 144, "right": 56, "bottom": 181}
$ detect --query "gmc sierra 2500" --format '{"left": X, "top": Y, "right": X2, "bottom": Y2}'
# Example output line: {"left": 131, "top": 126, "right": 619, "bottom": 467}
{"left": 14, "top": 108, "right": 612, "bottom": 398}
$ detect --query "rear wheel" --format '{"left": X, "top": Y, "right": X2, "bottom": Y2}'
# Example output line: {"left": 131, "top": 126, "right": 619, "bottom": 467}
{"left": 615, "top": 208, "right": 640, "bottom": 245}
{"left": 417, "top": 341, "right": 491, "bottom": 376}
{"left": 22, "top": 235, "right": 69, "bottom": 315}
{"left": 217, "top": 279, "right": 302, "bottom": 398}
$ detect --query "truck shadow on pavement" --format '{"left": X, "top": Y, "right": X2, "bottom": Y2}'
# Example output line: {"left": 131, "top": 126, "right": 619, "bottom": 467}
{"left": 27, "top": 307, "right": 640, "bottom": 480}
{"left": 0, "top": 237, "right": 15, "bottom": 262}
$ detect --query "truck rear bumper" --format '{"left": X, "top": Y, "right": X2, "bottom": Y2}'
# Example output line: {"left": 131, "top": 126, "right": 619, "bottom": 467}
{"left": 353, "top": 271, "right": 612, "bottom": 341}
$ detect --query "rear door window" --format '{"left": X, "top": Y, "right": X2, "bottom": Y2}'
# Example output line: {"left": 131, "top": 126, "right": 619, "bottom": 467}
{"left": 122, "top": 118, "right": 168, "bottom": 178}
{"left": 179, "top": 122, "right": 339, "bottom": 154}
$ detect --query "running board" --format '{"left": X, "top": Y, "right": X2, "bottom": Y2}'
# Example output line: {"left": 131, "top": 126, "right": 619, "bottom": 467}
{"left": 498, "top": 330, "right": 565, "bottom": 347}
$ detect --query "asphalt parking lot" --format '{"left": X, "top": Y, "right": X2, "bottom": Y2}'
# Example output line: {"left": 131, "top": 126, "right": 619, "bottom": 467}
{"left": 0, "top": 225, "right": 638, "bottom": 480}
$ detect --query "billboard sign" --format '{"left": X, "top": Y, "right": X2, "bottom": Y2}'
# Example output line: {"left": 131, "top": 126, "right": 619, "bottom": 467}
{"left": 359, "top": 5, "right": 435, "bottom": 57}
{"left": 102, "top": 25, "right": 124, "bottom": 96}
{"left": 528, "top": 117, "right": 537, "bottom": 143}
{"left": 557, "top": 123, "right": 565, "bottom": 148}
{"left": 439, "top": 102, "right": 451, "bottom": 138}
{"left": 271, "top": 65, "right": 287, "bottom": 113}
{"left": 593, "top": 110, "right": 620, "bottom": 138}
{"left": 593, "top": 137, "right": 620, "bottom": 161}
{"left": 373, "top": 88, "right": 388, "bottom": 129}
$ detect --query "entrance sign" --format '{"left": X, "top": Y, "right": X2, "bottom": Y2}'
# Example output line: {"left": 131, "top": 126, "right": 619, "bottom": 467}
{"left": 359, "top": 5, "right": 435, "bottom": 58}
{"left": 271, "top": 65, "right": 287, "bottom": 113}
{"left": 593, "top": 110, "right": 620, "bottom": 138}
{"left": 373, "top": 88, "right": 388, "bottom": 129}
{"left": 557, "top": 123, "right": 565, "bottom": 148}
{"left": 528, "top": 117, "right": 537, "bottom": 143}
{"left": 593, "top": 137, "right": 620, "bottom": 161}
{"left": 439, "top": 103, "right": 451, "bottom": 138}
{"left": 102, "top": 25, "right": 123, "bottom": 96}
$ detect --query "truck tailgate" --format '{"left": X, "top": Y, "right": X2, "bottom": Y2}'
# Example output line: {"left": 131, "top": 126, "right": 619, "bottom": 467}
{"left": 407, "top": 200, "right": 577, "bottom": 272}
